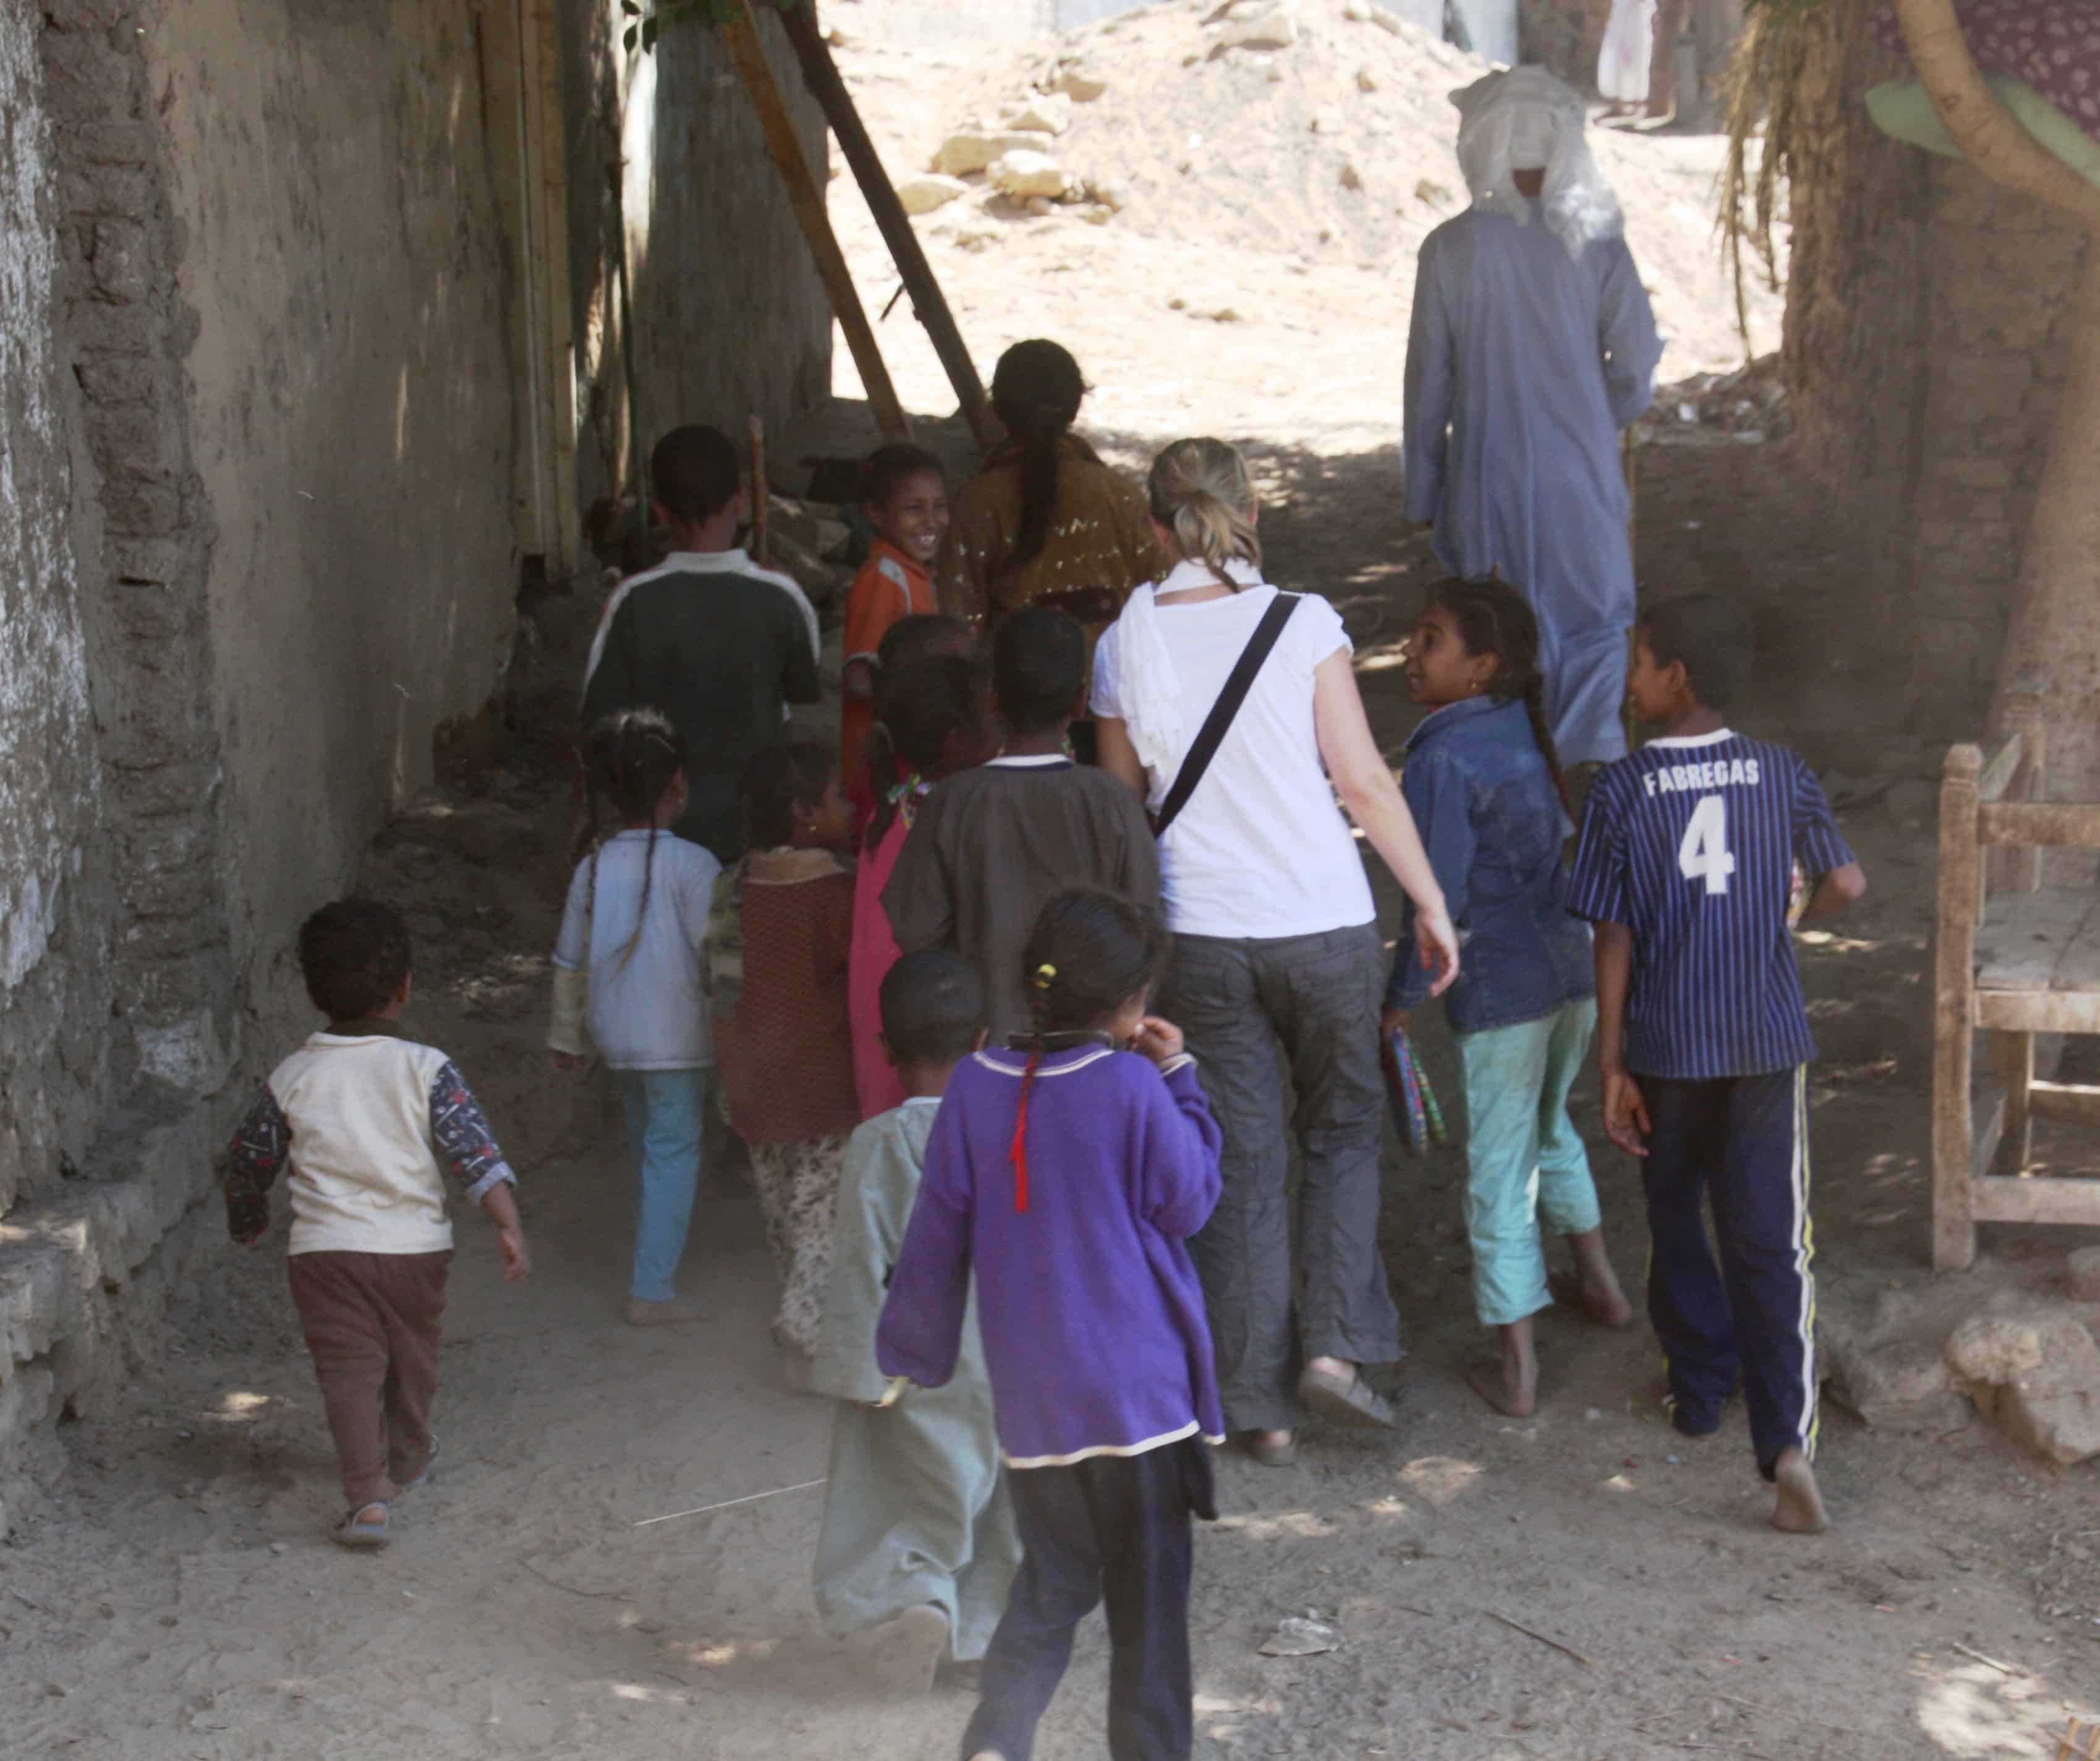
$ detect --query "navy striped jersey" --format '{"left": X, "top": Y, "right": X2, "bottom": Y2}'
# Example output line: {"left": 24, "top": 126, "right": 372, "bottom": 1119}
{"left": 1565, "top": 730, "right": 1855, "bottom": 1079}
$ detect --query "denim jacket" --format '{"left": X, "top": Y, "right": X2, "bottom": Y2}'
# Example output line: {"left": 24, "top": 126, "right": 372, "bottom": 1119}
{"left": 1387, "top": 696, "right": 1594, "bottom": 1034}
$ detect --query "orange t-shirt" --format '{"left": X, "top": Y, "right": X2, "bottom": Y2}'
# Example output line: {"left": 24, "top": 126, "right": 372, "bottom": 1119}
{"left": 841, "top": 538, "right": 938, "bottom": 824}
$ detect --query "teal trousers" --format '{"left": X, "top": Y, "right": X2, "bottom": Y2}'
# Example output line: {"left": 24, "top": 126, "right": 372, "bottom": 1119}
{"left": 1455, "top": 999, "right": 1602, "bottom": 1326}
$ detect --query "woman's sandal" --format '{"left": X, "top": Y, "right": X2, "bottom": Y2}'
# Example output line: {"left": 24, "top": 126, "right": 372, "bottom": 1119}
{"left": 331, "top": 1501, "right": 391, "bottom": 1549}
{"left": 1298, "top": 1365, "right": 1400, "bottom": 1431}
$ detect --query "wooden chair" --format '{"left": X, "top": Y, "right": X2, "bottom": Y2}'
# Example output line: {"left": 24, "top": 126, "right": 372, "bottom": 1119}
{"left": 1934, "top": 683, "right": 2100, "bottom": 1269}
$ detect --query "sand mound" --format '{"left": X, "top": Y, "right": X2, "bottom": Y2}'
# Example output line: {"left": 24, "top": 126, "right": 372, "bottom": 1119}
{"left": 829, "top": 0, "right": 1779, "bottom": 451}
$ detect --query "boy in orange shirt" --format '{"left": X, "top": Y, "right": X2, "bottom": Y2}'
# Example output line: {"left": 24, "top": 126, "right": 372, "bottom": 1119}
{"left": 843, "top": 444, "right": 949, "bottom": 827}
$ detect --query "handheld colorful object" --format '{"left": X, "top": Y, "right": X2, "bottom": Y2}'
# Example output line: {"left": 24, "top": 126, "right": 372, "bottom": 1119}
{"left": 1382, "top": 1029, "right": 1448, "bottom": 1154}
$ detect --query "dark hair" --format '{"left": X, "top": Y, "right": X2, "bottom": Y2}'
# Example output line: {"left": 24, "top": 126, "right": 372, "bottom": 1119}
{"left": 574, "top": 709, "right": 689, "bottom": 975}
{"left": 862, "top": 441, "right": 946, "bottom": 511}
{"left": 880, "top": 949, "right": 988, "bottom": 1067}
{"left": 1008, "top": 891, "right": 1170, "bottom": 1209}
{"left": 650, "top": 425, "right": 741, "bottom": 526}
{"left": 1639, "top": 591, "right": 1754, "bottom": 712}
{"left": 298, "top": 898, "right": 412, "bottom": 1023}
{"left": 993, "top": 607, "right": 1086, "bottom": 736}
{"left": 990, "top": 339, "right": 1089, "bottom": 578}
{"left": 878, "top": 612, "right": 974, "bottom": 672}
{"left": 739, "top": 739, "right": 837, "bottom": 851}
{"left": 1427, "top": 578, "right": 1569, "bottom": 814}
{"left": 865, "top": 654, "right": 987, "bottom": 846}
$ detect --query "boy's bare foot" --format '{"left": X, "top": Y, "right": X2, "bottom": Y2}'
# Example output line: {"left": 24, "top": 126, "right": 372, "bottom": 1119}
{"left": 1771, "top": 1448, "right": 1829, "bottom": 1534}
{"left": 1563, "top": 1229, "right": 1635, "bottom": 1328}
{"left": 627, "top": 1297, "right": 702, "bottom": 1326}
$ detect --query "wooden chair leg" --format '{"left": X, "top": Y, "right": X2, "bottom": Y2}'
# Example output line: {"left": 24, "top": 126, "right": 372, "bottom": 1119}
{"left": 1995, "top": 1030, "right": 2034, "bottom": 1175}
{"left": 1934, "top": 1019, "right": 1978, "bottom": 1271}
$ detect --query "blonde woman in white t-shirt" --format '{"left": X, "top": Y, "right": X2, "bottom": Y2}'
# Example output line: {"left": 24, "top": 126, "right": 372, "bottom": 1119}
{"left": 1092, "top": 438, "right": 1460, "bottom": 1466}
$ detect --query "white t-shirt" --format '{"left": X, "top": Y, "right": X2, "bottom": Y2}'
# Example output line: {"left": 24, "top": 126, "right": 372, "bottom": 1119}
{"left": 1090, "top": 563, "right": 1375, "bottom": 939}
{"left": 553, "top": 830, "right": 721, "bottom": 1069}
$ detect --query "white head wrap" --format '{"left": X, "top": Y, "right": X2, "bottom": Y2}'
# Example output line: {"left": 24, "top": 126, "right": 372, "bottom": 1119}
{"left": 1450, "top": 66, "right": 1623, "bottom": 260}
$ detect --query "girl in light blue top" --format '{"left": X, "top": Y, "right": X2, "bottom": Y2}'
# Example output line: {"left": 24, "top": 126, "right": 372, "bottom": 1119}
{"left": 548, "top": 710, "right": 720, "bottom": 1326}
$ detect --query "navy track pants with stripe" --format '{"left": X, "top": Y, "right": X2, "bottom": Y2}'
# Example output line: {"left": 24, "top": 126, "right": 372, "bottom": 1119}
{"left": 1639, "top": 1067, "right": 1817, "bottom": 1478}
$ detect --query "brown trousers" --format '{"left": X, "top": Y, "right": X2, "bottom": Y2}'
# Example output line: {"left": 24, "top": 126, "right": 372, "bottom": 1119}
{"left": 287, "top": 1249, "right": 451, "bottom": 1508}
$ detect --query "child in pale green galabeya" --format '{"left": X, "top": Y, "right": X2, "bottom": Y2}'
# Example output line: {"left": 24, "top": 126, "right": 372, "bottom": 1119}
{"left": 810, "top": 949, "right": 1019, "bottom": 1697}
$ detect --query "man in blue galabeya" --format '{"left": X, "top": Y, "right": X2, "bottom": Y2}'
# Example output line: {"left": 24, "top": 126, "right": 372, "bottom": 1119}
{"left": 1405, "top": 65, "right": 1664, "bottom": 770}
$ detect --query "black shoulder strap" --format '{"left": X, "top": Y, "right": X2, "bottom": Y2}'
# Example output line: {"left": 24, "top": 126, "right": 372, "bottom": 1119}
{"left": 1151, "top": 593, "right": 1300, "bottom": 840}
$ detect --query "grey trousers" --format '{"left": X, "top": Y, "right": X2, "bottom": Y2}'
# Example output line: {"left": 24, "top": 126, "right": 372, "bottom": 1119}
{"left": 1162, "top": 922, "right": 1401, "bottom": 1432}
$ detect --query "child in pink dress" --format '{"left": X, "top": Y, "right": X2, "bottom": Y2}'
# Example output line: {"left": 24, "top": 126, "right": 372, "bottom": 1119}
{"left": 850, "top": 653, "right": 995, "bottom": 1117}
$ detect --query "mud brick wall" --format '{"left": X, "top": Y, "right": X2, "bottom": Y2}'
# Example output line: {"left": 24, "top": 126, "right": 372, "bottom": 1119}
{"left": 0, "top": 6, "right": 126, "bottom": 1221}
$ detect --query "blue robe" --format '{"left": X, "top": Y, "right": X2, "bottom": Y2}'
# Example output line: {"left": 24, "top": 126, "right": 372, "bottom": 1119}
{"left": 1404, "top": 203, "right": 1663, "bottom": 766}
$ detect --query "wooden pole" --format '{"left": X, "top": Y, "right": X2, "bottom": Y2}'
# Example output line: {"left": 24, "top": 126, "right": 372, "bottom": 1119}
{"left": 777, "top": 1, "right": 997, "bottom": 452}
{"left": 748, "top": 412, "right": 770, "bottom": 566}
{"left": 1622, "top": 426, "right": 1639, "bottom": 755}
{"left": 720, "top": 1, "right": 912, "bottom": 442}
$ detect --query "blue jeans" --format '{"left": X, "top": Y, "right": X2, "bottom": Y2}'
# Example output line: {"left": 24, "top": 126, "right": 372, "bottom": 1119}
{"left": 615, "top": 1069, "right": 705, "bottom": 1303}
{"left": 1455, "top": 1000, "right": 1602, "bottom": 1326}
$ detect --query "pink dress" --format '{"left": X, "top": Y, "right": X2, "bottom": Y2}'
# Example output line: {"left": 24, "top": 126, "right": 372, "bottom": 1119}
{"left": 849, "top": 786, "right": 927, "bottom": 1119}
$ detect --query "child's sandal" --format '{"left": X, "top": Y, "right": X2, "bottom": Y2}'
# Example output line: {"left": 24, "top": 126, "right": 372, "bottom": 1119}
{"left": 331, "top": 1501, "right": 391, "bottom": 1549}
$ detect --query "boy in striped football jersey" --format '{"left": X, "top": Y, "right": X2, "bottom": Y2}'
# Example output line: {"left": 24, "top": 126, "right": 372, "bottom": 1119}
{"left": 1567, "top": 594, "right": 1866, "bottom": 1534}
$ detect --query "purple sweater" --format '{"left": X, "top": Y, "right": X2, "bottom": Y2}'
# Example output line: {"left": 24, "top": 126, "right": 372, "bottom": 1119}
{"left": 877, "top": 1043, "right": 1225, "bottom": 1467}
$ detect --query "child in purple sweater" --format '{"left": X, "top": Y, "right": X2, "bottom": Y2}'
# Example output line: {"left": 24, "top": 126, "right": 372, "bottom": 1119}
{"left": 878, "top": 891, "right": 1223, "bottom": 1761}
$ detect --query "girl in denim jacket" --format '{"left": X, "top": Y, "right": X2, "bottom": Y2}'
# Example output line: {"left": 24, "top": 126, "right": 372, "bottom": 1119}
{"left": 1384, "top": 579, "right": 1633, "bottom": 1417}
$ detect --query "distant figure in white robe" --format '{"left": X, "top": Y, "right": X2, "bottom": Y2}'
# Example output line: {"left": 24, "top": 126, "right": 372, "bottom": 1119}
{"left": 1404, "top": 67, "right": 1664, "bottom": 769}
{"left": 1598, "top": 0, "right": 1658, "bottom": 110}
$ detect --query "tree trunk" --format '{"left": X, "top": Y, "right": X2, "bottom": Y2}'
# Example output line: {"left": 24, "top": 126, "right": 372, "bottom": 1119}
{"left": 1991, "top": 245, "right": 2100, "bottom": 869}
{"left": 1892, "top": 0, "right": 2100, "bottom": 846}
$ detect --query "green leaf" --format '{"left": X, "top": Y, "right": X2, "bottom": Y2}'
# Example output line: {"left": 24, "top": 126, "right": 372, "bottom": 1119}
{"left": 623, "top": 20, "right": 637, "bottom": 48}
{"left": 620, "top": 0, "right": 639, "bottom": 12}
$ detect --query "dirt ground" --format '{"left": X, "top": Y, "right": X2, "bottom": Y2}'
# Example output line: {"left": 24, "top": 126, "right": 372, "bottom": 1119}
{"left": 6, "top": 9, "right": 2100, "bottom": 1759}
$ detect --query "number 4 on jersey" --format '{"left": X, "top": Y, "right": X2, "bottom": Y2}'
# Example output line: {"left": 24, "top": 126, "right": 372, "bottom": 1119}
{"left": 1678, "top": 793, "right": 1736, "bottom": 895}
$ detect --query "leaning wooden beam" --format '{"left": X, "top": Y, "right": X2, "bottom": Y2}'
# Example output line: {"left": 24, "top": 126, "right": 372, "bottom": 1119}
{"left": 721, "top": 1, "right": 912, "bottom": 442}
{"left": 749, "top": 413, "right": 771, "bottom": 565}
{"left": 778, "top": 1, "right": 997, "bottom": 451}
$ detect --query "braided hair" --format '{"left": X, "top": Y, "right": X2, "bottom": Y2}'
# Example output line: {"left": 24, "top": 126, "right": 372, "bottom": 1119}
{"left": 1008, "top": 890, "right": 1170, "bottom": 1213}
{"left": 574, "top": 708, "right": 688, "bottom": 976}
{"left": 1426, "top": 576, "right": 1570, "bottom": 814}
{"left": 990, "top": 339, "right": 1090, "bottom": 580}
{"left": 864, "top": 654, "right": 988, "bottom": 849}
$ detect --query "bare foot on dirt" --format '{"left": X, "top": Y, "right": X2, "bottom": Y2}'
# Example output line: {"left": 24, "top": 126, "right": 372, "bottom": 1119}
{"left": 1563, "top": 1229, "right": 1636, "bottom": 1328}
{"left": 627, "top": 1297, "right": 702, "bottom": 1327}
{"left": 1465, "top": 1361, "right": 1536, "bottom": 1417}
{"left": 1771, "top": 1448, "right": 1830, "bottom": 1534}
{"left": 843, "top": 1604, "right": 949, "bottom": 1699}
{"left": 1243, "top": 1429, "right": 1298, "bottom": 1467}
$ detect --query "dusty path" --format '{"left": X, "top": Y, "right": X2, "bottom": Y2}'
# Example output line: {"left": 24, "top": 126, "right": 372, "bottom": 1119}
{"left": 5, "top": 435, "right": 2098, "bottom": 1760}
